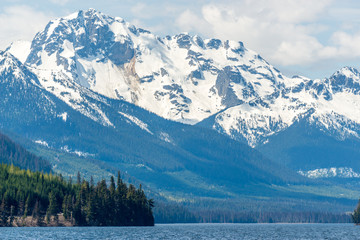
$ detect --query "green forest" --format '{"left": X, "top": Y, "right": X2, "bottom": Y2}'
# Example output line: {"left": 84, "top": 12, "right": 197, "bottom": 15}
{"left": 0, "top": 164, "right": 154, "bottom": 226}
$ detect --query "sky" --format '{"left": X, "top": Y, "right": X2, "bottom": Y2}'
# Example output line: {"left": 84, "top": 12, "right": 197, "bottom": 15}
{"left": 1, "top": 0, "right": 360, "bottom": 79}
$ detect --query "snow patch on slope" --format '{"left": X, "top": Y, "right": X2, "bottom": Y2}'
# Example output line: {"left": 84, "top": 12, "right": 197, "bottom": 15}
{"left": 58, "top": 112, "right": 68, "bottom": 122}
{"left": 118, "top": 111, "right": 152, "bottom": 134}
{"left": 159, "top": 132, "right": 173, "bottom": 144}
{"left": 61, "top": 145, "right": 95, "bottom": 158}
{"left": 34, "top": 140, "right": 49, "bottom": 148}
{"left": 298, "top": 167, "right": 360, "bottom": 178}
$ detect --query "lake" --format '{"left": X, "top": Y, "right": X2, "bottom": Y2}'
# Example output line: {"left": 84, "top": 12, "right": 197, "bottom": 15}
{"left": 0, "top": 223, "right": 359, "bottom": 239}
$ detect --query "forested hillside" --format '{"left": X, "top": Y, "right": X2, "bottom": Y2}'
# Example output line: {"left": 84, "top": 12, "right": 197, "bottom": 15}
{"left": 0, "top": 132, "right": 51, "bottom": 172}
{"left": 0, "top": 164, "right": 154, "bottom": 226}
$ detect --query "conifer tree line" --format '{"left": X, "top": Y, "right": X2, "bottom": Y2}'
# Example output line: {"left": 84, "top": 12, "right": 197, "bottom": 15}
{"left": 352, "top": 200, "right": 360, "bottom": 225}
{"left": 0, "top": 164, "right": 154, "bottom": 226}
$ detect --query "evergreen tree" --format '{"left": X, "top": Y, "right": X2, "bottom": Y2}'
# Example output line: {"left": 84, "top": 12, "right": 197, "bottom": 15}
{"left": 46, "top": 191, "right": 60, "bottom": 222}
{"left": 76, "top": 172, "right": 81, "bottom": 185}
{"left": 0, "top": 198, "right": 9, "bottom": 226}
{"left": 0, "top": 164, "right": 154, "bottom": 226}
{"left": 86, "top": 191, "right": 98, "bottom": 225}
{"left": 352, "top": 200, "right": 360, "bottom": 224}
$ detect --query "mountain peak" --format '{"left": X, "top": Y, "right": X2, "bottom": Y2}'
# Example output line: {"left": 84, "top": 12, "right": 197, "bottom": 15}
{"left": 0, "top": 50, "right": 40, "bottom": 86}
{"left": 5, "top": 40, "right": 31, "bottom": 64}
{"left": 333, "top": 66, "right": 359, "bottom": 79}
{"left": 326, "top": 66, "right": 360, "bottom": 96}
{"left": 63, "top": 8, "right": 106, "bottom": 20}
{"left": 80, "top": 8, "right": 109, "bottom": 22}
{"left": 26, "top": 8, "right": 137, "bottom": 67}
{"left": 85, "top": 7, "right": 97, "bottom": 13}
{"left": 0, "top": 50, "right": 23, "bottom": 70}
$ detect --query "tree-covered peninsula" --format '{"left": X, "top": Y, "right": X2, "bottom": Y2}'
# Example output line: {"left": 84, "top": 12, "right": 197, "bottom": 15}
{"left": 0, "top": 164, "right": 154, "bottom": 226}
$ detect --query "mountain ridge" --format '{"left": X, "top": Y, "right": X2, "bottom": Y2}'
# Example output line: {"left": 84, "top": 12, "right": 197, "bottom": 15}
{"left": 6, "top": 9, "right": 360, "bottom": 177}
{"left": 6, "top": 9, "right": 360, "bottom": 153}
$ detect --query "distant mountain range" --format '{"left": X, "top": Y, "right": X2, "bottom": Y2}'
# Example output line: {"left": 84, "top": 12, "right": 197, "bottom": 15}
{"left": 2, "top": 9, "right": 360, "bottom": 217}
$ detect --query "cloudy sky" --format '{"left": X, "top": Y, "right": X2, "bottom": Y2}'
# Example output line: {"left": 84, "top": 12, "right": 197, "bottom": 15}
{"left": 1, "top": 0, "right": 360, "bottom": 78}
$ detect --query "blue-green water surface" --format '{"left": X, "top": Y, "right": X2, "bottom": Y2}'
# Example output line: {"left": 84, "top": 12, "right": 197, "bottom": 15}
{"left": 0, "top": 223, "right": 359, "bottom": 240}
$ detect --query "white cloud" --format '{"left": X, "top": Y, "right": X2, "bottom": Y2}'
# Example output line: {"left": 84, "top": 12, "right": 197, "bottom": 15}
{"left": 50, "top": 0, "right": 71, "bottom": 5}
{"left": 273, "top": 30, "right": 360, "bottom": 65}
{"left": 176, "top": 9, "right": 210, "bottom": 33}
{"left": 0, "top": 5, "right": 53, "bottom": 50}
{"left": 331, "top": 31, "right": 360, "bottom": 57}
{"left": 272, "top": 37, "right": 324, "bottom": 65}
{"left": 251, "top": 0, "right": 331, "bottom": 24}
{"left": 131, "top": 3, "right": 152, "bottom": 19}
{"left": 174, "top": 0, "right": 360, "bottom": 68}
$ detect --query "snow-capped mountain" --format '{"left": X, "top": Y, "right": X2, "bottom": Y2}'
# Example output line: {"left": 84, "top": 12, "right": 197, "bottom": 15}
{"left": 12, "top": 9, "right": 287, "bottom": 126}
{"left": 203, "top": 66, "right": 360, "bottom": 147}
{"left": 6, "top": 9, "right": 360, "bottom": 176}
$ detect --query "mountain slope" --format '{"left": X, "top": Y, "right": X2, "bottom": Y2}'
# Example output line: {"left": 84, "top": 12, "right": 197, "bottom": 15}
{"left": 0, "top": 50, "right": 306, "bottom": 201}
{"left": 0, "top": 131, "right": 51, "bottom": 172}
{"left": 13, "top": 9, "right": 360, "bottom": 156}
{"left": 256, "top": 114, "right": 360, "bottom": 176}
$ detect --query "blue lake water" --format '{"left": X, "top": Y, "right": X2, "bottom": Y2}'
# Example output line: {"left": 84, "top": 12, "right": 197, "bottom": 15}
{"left": 0, "top": 223, "right": 359, "bottom": 239}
